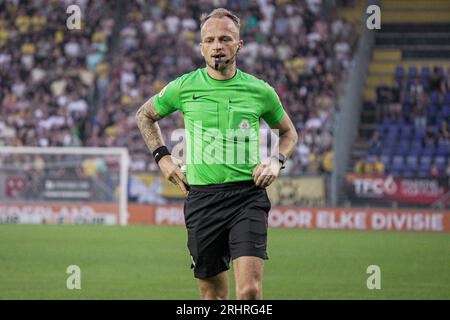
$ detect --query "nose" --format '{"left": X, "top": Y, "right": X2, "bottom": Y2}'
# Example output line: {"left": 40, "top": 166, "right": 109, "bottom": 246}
{"left": 212, "top": 39, "right": 223, "bottom": 51}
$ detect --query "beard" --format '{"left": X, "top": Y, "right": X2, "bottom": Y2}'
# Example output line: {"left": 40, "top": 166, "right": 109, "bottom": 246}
{"left": 205, "top": 53, "right": 238, "bottom": 71}
{"left": 206, "top": 57, "right": 227, "bottom": 71}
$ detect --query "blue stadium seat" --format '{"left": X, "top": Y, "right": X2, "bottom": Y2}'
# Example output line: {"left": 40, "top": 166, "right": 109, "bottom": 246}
{"left": 406, "top": 78, "right": 414, "bottom": 90}
{"left": 435, "top": 156, "right": 446, "bottom": 171}
{"left": 396, "top": 140, "right": 410, "bottom": 156}
{"left": 390, "top": 167, "right": 403, "bottom": 176}
{"left": 406, "top": 156, "right": 418, "bottom": 171}
{"left": 392, "top": 156, "right": 404, "bottom": 171}
{"left": 421, "top": 78, "right": 430, "bottom": 90}
{"left": 383, "top": 137, "right": 396, "bottom": 149}
{"left": 408, "top": 66, "right": 417, "bottom": 78}
{"left": 381, "top": 116, "right": 391, "bottom": 126}
{"left": 442, "top": 105, "right": 450, "bottom": 118}
{"left": 401, "top": 125, "right": 413, "bottom": 139}
{"left": 420, "top": 155, "right": 433, "bottom": 168}
{"left": 437, "top": 141, "right": 449, "bottom": 156}
{"left": 409, "top": 147, "right": 421, "bottom": 158}
{"left": 417, "top": 169, "right": 429, "bottom": 177}
{"left": 413, "top": 127, "right": 426, "bottom": 139}
{"left": 367, "top": 155, "right": 376, "bottom": 163}
{"left": 430, "top": 91, "right": 441, "bottom": 105}
{"left": 381, "top": 147, "right": 394, "bottom": 157}
{"left": 380, "top": 155, "right": 391, "bottom": 167}
{"left": 444, "top": 93, "right": 450, "bottom": 104}
{"left": 421, "top": 66, "right": 430, "bottom": 78}
{"left": 387, "top": 125, "right": 398, "bottom": 139}
{"left": 403, "top": 170, "right": 415, "bottom": 177}
{"left": 395, "top": 65, "right": 404, "bottom": 78}
{"left": 422, "top": 144, "right": 436, "bottom": 157}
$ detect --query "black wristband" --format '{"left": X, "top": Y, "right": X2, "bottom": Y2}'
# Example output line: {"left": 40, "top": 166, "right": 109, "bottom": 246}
{"left": 153, "top": 146, "right": 171, "bottom": 164}
{"left": 272, "top": 153, "right": 286, "bottom": 170}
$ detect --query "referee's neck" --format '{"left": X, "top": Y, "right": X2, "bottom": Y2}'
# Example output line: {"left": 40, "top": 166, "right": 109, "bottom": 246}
{"left": 206, "top": 65, "right": 237, "bottom": 81}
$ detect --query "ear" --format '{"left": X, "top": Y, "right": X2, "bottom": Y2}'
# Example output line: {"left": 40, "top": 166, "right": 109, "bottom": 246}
{"left": 199, "top": 42, "right": 204, "bottom": 57}
{"left": 237, "top": 39, "right": 244, "bottom": 51}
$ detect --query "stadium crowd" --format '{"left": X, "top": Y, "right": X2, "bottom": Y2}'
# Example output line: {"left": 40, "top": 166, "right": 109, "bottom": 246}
{"left": 358, "top": 64, "right": 450, "bottom": 177}
{"left": 0, "top": 0, "right": 359, "bottom": 176}
{"left": 0, "top": 0, "right": 115, "bottom": 148}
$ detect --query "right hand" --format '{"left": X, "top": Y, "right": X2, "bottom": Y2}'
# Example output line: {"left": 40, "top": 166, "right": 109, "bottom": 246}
{"left": 158, "top": 155, "right": 189, "bottom": 197}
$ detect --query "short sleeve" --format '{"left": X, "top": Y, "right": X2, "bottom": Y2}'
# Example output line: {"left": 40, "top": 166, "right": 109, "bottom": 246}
{"left": 152, "top": 77, "right": 182, "bottom": 118}
{"left": 261, "top": 84, "right": 285, "bottom": 126}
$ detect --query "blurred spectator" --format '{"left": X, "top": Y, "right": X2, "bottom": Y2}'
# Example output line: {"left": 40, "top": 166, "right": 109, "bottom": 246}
{"left": 354, "top": 156, "right": 366, "bottom": 174}
{"left": 429, "top": 66, "right": 445, "bottom": 94}
{"left": 438, "top": 121, "right": 450, "bottom": 140}
{"left": 321, "top": 147, "right": 333, "bottom": 173}
{"left": 368, "top": 131, "right": 382, "bottom": 155}
{"left": 372, "top": 156, "right": 385, "bottom": 175}
{"left": 409, "top": 77, "right": 424, "bottom": 99}
{"left": 376, "top": 78, "right": 393, "bottom": 117}
{"left": 411, "top": 101, "right": 427, "bottom": 130}
{"left": 354, "top": 155, "right": 384, "bottom": 175}
{"left": 429, "top": 163, "right": 440, "bottom": 177}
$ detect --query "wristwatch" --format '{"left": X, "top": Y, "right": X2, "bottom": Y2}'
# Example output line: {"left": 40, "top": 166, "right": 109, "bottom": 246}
{"left": 273, "top": 153, "right": 286, "bottom": 169}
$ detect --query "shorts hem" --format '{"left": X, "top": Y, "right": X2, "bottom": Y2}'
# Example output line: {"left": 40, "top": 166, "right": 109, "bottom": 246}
{"left": 194, "top": 265, "right": 230, "bottom": 280}
{"left": 231, "top": 251, "right": 269, "bottom": 261}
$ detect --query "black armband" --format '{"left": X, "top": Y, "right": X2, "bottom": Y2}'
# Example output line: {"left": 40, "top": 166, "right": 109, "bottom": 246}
{"left": 153, "top": 146, "right": 171, "bottom": 164}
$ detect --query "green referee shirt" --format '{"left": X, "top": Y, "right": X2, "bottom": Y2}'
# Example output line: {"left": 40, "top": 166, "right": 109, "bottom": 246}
{"left": 152, "top": 68, "right": 285, "bottom": 185}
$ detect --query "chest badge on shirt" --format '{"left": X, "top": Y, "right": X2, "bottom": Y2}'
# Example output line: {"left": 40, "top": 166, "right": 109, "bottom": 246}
{"left": 239, "top": 119, "right": 250, "bottom": 130}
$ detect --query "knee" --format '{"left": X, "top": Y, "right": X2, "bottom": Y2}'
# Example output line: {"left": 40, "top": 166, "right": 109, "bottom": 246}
{"left": 201, "top": 291, "right": 228, "bottom": 300}
{"left": 236, "top": 284, "right": 261, "bottom": 300}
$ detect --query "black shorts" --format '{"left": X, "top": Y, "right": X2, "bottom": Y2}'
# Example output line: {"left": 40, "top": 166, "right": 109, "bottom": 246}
{"left": 183, "top": 180, "right": 271, "bottom": 280}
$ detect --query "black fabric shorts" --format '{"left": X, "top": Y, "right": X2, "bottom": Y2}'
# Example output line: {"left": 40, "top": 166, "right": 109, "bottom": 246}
{"left": 183, "top": 180, "right": 271, "bottom": 280}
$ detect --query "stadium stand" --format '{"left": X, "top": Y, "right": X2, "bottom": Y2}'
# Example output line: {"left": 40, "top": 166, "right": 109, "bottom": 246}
{"left": 0, "top": 1, "right": 358, "bottom": 179}
{"left": 352, "top": 0, "right": 450, "bottom": 177}
{"left": 0, "top": 0, "right": 115, "bottom": 148}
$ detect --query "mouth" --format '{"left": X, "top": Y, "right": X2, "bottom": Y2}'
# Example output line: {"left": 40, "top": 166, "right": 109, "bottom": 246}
{"left": 212, "top": 54, "right": 226, "bottom": 58}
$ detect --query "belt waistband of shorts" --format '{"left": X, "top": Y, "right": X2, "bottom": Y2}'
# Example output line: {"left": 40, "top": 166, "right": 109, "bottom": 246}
{"left": 189, "top": 180, "right": 256, "bottom": 192}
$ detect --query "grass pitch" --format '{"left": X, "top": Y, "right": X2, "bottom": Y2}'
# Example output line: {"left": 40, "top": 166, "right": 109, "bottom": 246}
{"left": 0, "top": 224, "right": 448, "bottom": 299}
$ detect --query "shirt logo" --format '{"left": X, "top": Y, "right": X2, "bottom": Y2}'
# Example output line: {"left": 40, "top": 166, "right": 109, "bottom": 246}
{"left": 239, "top": 119, "right": 250, "bottom": 130}
{"left": 158, "top": 85, "right": 168, "bottom": 98}
{"left": 193, "top": 94, "right": 207, "bottom": 100}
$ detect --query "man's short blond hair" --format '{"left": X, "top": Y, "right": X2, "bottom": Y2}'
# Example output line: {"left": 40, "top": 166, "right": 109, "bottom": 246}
{"left": 200, "top": 8, "right": 241, "bottom": 32}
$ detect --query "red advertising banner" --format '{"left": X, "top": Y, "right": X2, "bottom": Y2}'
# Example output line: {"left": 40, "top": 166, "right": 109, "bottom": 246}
{"left": 346, "top": 174, "right": 450, "bottom": 206}
{"left": 128, "top": 204, "right": 450, "bottom": 233}
{"left": 2, "top": 203, "right": 449, "bottom": 232}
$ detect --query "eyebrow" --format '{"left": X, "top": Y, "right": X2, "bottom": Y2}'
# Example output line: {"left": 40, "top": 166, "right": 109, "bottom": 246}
{"left": 202, "top": 35, "right": 234, "bottom": 41}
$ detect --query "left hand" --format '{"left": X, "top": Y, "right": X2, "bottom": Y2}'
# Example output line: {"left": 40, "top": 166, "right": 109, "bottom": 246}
{"left": 252, "top": 157, "right": 282, "bottom": 188}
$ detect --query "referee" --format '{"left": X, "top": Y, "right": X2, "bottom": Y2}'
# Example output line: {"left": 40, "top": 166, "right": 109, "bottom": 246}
{"left": 136, "top": 8, "right": 298, "bottom": 300}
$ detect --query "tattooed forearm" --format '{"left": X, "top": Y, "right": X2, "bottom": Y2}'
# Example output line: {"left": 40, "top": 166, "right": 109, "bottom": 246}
{"left": 278, "top": 130, "right": 298, "bottom": 160}
{"left": 135, "top": 98, "right": 165, "bottom": 153}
